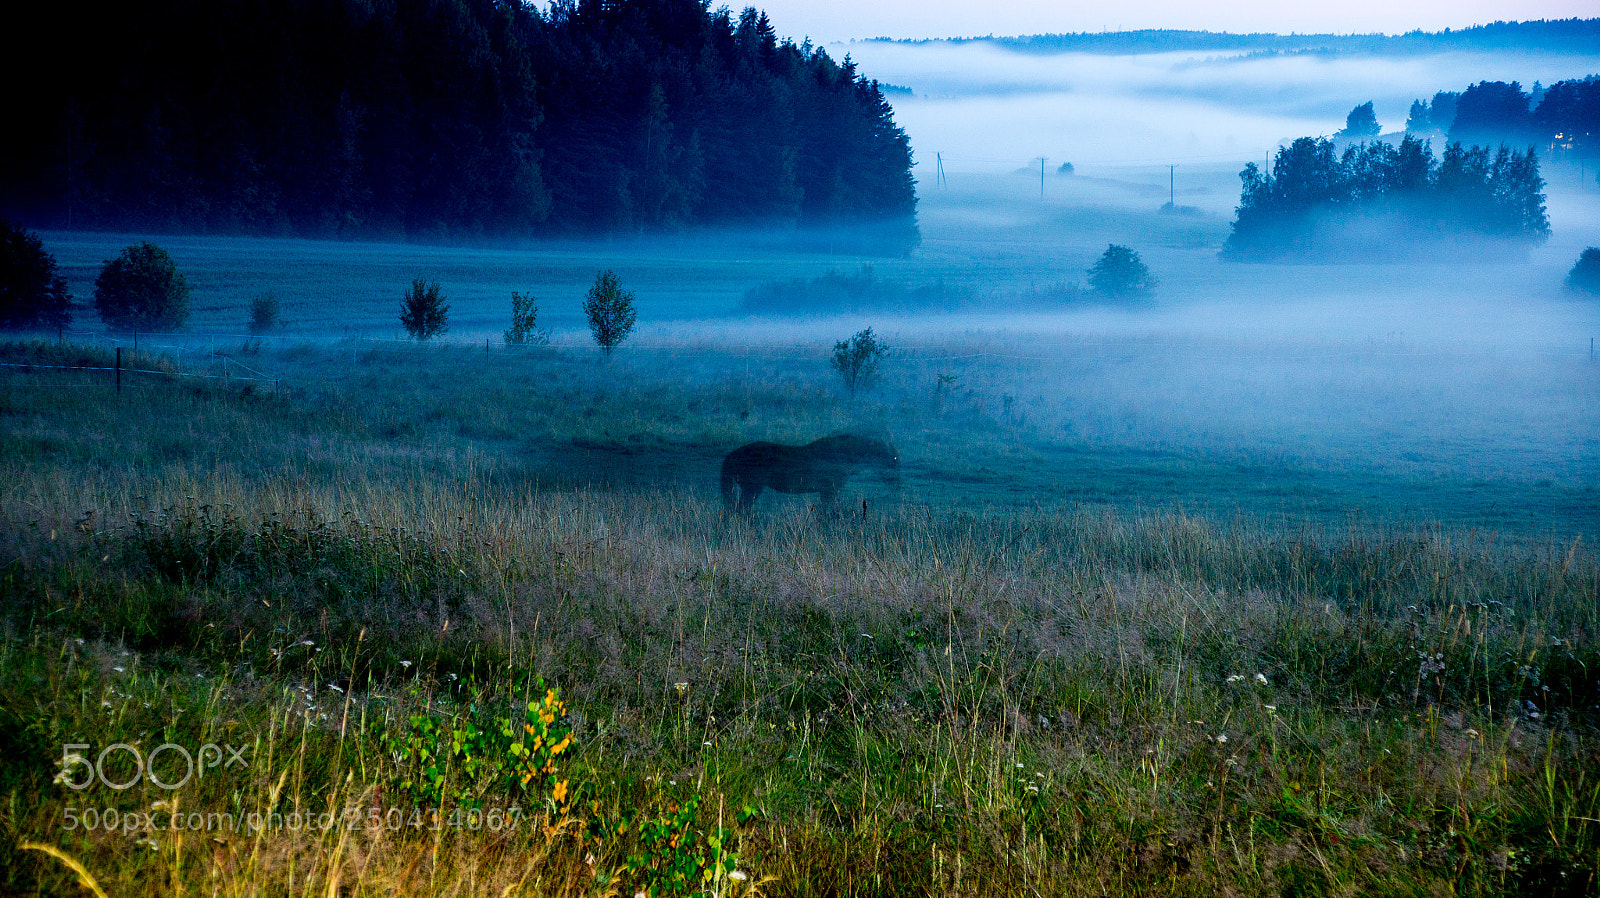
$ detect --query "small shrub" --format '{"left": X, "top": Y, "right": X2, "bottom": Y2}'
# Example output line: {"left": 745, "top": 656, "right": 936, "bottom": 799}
{"left": 583, "top": 269, "right": 636, "bottom": 356}
{"left": 389, "top": 684, "right": 573, "bottom": 810}
{"left": 0, "top": 221, "right": 72, "bottom": 331}
{"left": 93, "top": 241, "right": 190, "bottom": 332}
{"left": 614, "top": 793, "right": 746, "bottom": 897}
{"left": 248, "top": 292, "right": 281, "bottom": 334}
{"left": 831, "top": 326, "right": 889, "bottom": 397}
{"left": 400, "top": 278, "right": 449, "bottom": 340}
{"left": 503, "top": 291, "right": 549, "bottom": 345}
{"left": 1567, "top": 247, "right": 1600, "bottom": 295}
{"left": 1087, "top": 244, "right": 1158, "bottom": 298}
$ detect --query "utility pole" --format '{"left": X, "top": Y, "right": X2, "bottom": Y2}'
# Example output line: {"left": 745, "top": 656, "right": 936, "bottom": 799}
{"left": 1038, "top": 157, "right": 1047, "bottom": 198}
{"left": 1169, "top": 164, "right": 1176, "bottom": 206}
{"left": 935, "top": 152, "right": 947, "bottom": 189}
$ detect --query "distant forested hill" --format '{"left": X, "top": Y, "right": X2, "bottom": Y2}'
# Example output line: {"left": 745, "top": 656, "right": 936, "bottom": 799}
{"left": 2, "top": 0, "right": 917, "bottom": 249}
{"left": 872, "top": 18, "right": 1600, "bottom": 56}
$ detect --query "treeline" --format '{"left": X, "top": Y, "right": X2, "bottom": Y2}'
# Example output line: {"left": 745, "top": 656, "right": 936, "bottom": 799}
{"left": 1405, "top": 76, "right": 1600, "bottom": 160}
{"left": 1, "top": 0, "right": 917, "bottom": 249}
{"left": 1223, "top": 136, "right": 1548, "bottom": 259}
{"left": 874, "top": 18, "right": 1600, "bottom": 56}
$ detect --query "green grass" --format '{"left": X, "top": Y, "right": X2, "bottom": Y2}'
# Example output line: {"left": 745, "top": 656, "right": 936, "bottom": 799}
{"left": 1, "top": 334, "right": 1597, "bottom": 896}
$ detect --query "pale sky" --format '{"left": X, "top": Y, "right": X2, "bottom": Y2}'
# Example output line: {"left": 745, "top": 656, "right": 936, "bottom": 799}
{"left": 750, "top": 0, "right": 1596, "bottom": 44}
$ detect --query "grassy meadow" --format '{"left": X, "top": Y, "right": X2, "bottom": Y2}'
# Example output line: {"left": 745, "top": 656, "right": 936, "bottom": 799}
{"left": 4, "top": 171, "right": 1600, "bottom": 895}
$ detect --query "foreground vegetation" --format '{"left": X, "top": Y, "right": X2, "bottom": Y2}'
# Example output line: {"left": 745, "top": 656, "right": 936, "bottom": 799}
{"left": 2, "top": 338, "right": 1597, "bottom": 896}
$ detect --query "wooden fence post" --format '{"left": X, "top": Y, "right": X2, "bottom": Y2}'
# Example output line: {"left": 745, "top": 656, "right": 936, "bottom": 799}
{"left": 115, "top": 347, "right": 121, "bottom": 394}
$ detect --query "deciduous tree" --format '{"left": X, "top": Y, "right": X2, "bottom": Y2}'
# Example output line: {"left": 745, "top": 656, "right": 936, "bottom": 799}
{"left": 583, "top": 270, "right": 636, "bottom": 356}
{"left": 93, "top": 242, "right": 189, "bottom": 332}
{"left": 0, "top": 221, "right": 72, "bottom": 331}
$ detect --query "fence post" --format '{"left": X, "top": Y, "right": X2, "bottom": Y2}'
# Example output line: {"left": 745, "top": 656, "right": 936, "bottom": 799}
{"left": 115, "top": 347, "right": 122, "bottom": 394}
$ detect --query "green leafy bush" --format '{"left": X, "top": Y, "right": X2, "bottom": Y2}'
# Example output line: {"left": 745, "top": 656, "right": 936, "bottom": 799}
{"left": 388, "top": 684, "right": 573, "bottom": 810}
{"left": 503, "top": 291, "right": 548, "bottom": 345}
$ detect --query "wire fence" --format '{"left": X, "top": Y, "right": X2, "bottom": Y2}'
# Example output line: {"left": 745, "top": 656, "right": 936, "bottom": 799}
{"left": 2, "top": 326, "right": 1594, "bottom": 398}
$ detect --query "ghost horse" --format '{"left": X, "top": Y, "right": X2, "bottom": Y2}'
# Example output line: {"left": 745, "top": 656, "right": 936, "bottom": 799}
{"left": 720, "top": 434, "right": 900, "bottom": 513}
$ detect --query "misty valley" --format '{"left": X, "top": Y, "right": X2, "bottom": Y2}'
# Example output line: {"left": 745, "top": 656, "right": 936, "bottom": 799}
{"left": 2, "top": 8, "right": 1600, "bottom": 898}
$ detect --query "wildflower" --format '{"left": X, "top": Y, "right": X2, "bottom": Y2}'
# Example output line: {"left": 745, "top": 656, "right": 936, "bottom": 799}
{"left": 399, "top": 660, "right": 413, "bottom": 669}
{"left": 113, "top": 666, "right": 125, "bottom": 673}
{"left": 300, "top": 640, "right": 315, "bottom": 647}
{"left": 1015, "top": 763, "right": 1024, "bottom": 769}
{"left": 729, "top": 870, "right": 749, "bottom": 882}
{"left": 674, "top": 682, "right": 688, "bottom": 695}
{"left": 1226, "top": 674, "right": 1244, "bottom": 684}
{"left": 1466, "top": 728, "right": 1480, "bottom": 738}
{"left": 553, "top": 780, "right": 569, "bottom": 804}
{"left": 1264, "top": 704, "right": 1277, "bottom": 713}
{"left": 1216, "top": 733, "right": 1228, "bottom": 743}
{"left": 1255, "top": 673, "right": 1268, "bottom": 686}
{"left": 330, "top": 684, "right": 344, "bottom": 694}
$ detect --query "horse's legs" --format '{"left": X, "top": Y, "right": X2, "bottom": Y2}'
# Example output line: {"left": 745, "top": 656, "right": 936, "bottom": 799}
{"left": 738, "top": 482, "right": 763, "bottom": 512}
{"left": 815, "top": 480, "right": 844, "bottom": 518}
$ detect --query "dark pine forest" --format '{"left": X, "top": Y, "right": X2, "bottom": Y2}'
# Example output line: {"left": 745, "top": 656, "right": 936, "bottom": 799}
{"left": 3, "top": 0, "right": 919, "bottom": 249}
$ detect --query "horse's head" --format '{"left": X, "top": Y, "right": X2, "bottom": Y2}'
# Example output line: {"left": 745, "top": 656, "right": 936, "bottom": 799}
{"left": 867, "top": 437, "right": 901, "bottom": 487}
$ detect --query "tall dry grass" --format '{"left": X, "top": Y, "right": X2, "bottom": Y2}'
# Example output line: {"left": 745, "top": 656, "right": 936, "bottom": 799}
{"left": 2, "top": 338, "right": 1597, "bottom": 895}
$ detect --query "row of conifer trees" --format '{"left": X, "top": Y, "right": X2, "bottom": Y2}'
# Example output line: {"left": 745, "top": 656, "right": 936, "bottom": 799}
{"left": 1, "top": 0, "right": 918, "bottom": 250}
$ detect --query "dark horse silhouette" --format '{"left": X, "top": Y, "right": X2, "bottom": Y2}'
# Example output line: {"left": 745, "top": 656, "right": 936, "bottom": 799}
{"left": 720, "top": 434, "right": 899, "bottom": 512}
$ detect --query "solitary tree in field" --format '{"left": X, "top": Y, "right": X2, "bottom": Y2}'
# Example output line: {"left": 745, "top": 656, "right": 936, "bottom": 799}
{"left": 1568, "top": 248, "right": 1600, "bottom": 295}
{"left": 1088, "top": 244, "right": 1157, "bottom": 298}
{"left": 94, "top": 241, "right": 190, "bottom": 332}
{"left": 0, "top": 221, "right": 72, "bottom": 331}
{"left": 400, "top": 279, "right": 449, "bottom": 340}
{"left": 583, "top": 270, "right": 636, "bottom": 356}
{"left": 1336, "top": 101, "right": 1381, "bottom": 139}
{"left": 831, "top": 327, "right": 889, "bottom": 397}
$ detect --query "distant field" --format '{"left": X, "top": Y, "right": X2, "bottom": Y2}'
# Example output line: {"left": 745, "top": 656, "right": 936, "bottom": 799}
{"left": 22, "top": 180, "right": 1600, "bottom": 535}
